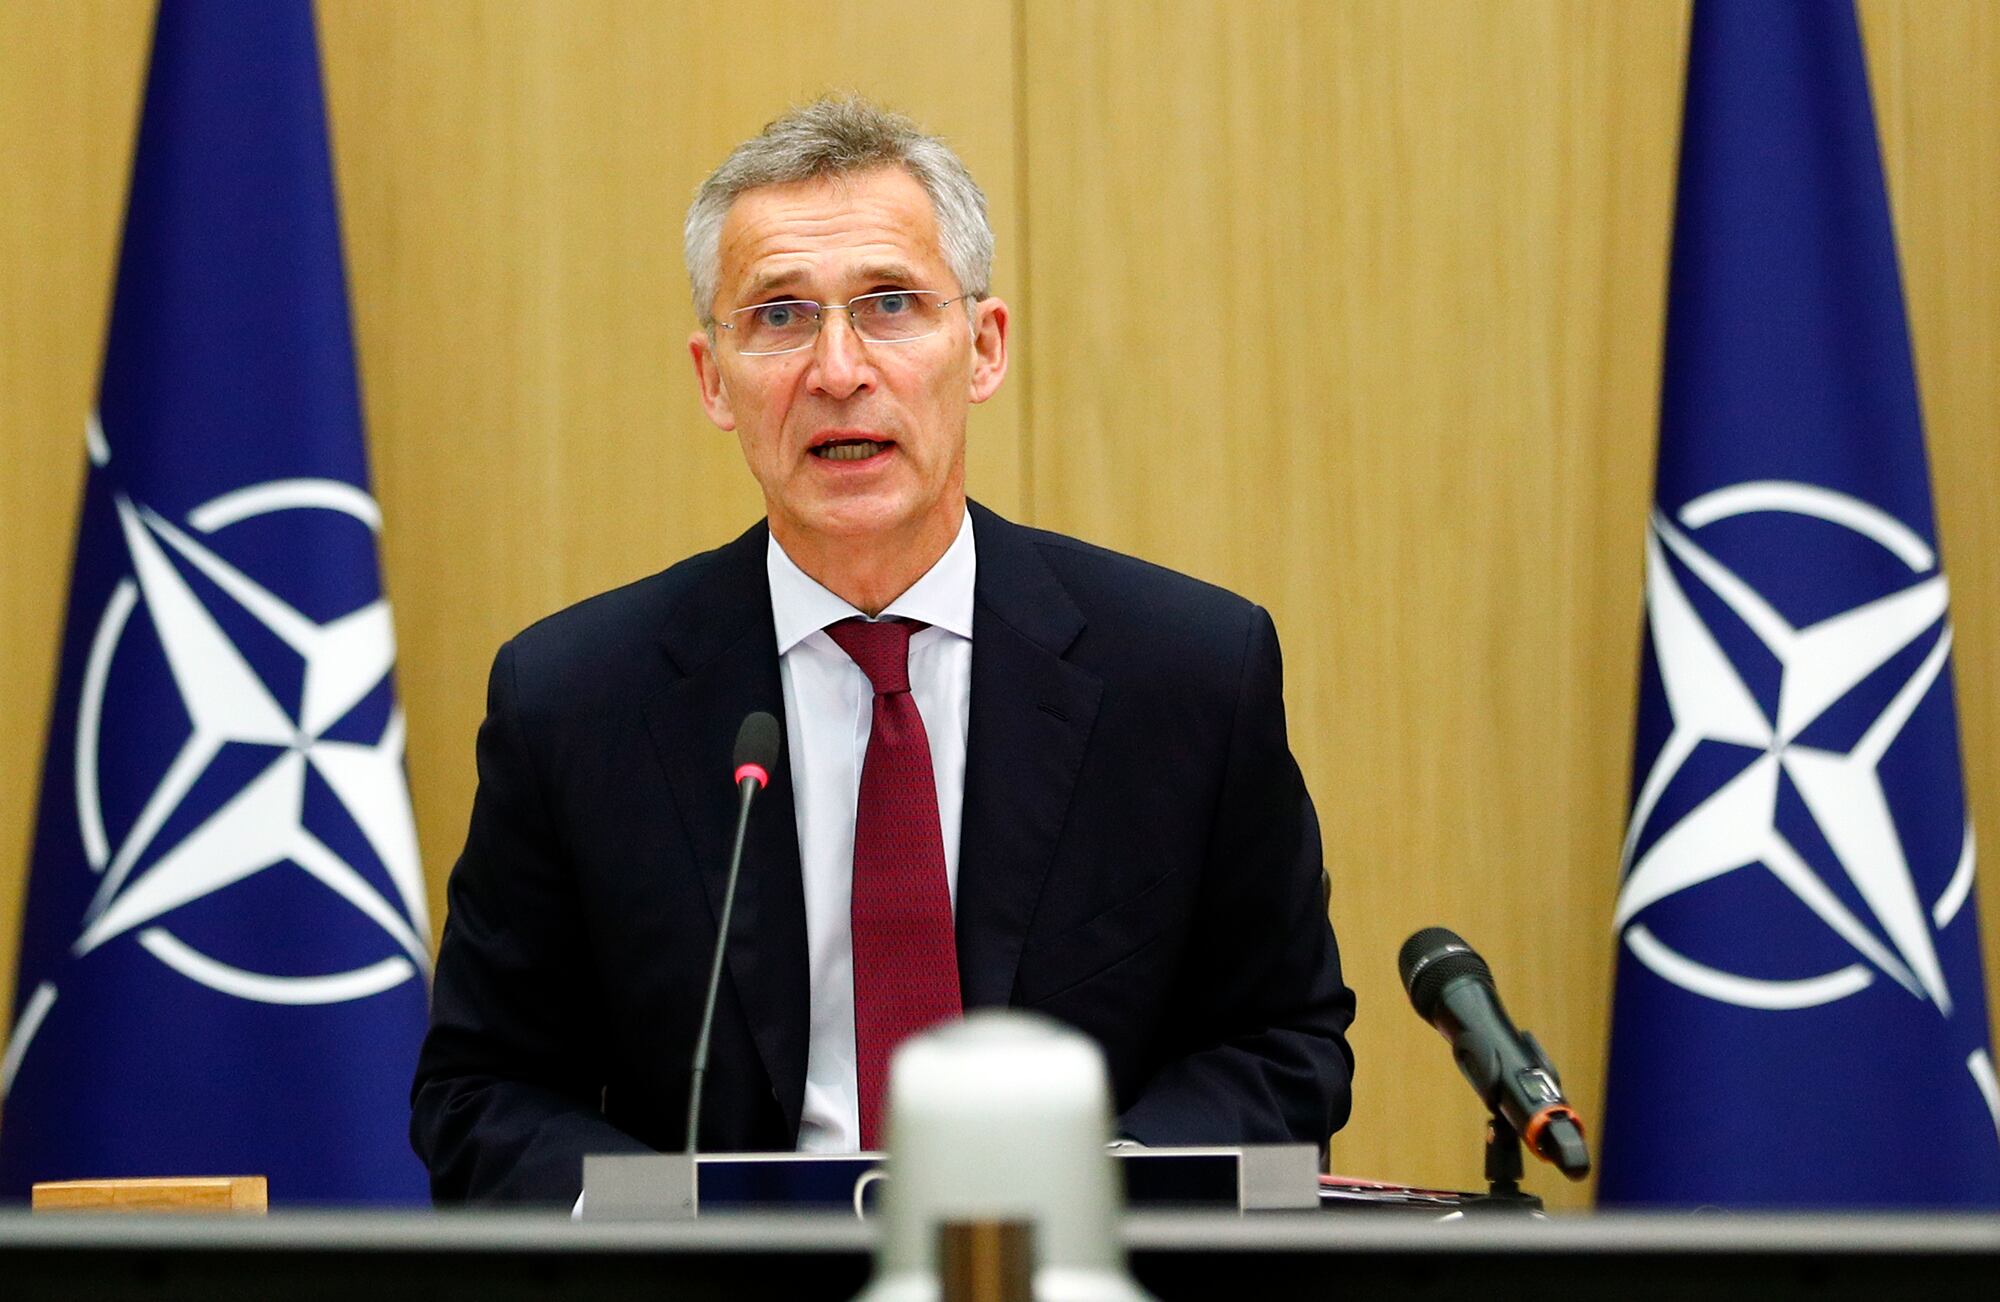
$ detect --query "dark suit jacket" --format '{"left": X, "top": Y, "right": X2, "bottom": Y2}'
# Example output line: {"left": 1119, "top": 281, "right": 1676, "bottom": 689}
{"left": 411, "top": 503, "right": 1354, "bottom": 1203}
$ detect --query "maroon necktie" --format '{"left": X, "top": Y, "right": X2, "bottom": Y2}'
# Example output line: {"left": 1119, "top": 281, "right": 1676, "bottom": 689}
{"left": 824, "top": 617, "right": 961, "bottom": 1148}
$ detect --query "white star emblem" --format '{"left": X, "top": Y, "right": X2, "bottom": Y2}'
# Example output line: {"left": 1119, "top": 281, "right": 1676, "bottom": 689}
{"left": 69, "top": 459, "right": 429, "bottom": 1004}
{"left": 1617, "top": 480, "right": 1975, "bottom": 1014}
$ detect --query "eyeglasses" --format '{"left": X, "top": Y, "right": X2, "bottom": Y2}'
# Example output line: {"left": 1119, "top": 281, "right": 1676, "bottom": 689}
{"left": 717, "top": 289, "right": 968, "bottom": 356}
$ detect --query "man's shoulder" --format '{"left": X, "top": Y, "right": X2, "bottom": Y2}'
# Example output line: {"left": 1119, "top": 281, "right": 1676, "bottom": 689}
{"left": 964, "top": 504, "right": 1264, "bottom": 704}
{"left": 980, "top": 508, "right": 1261, "bottom": 632}
{"left": 497, "top": 522, "right": 764, "bottom": 696}
{"left": 1032, "top": 528, "right": 1249, "bottom": 611}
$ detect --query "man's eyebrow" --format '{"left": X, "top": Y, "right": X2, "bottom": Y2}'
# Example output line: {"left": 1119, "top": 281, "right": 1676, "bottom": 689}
{"left": 851, "top": 263, "right": 921, "bottom": 287}
{"left": 741, "top": 263, "right": 926, "bottom": 301}
{"left": 743, "top": 269, "right": 809, "bottom": 300}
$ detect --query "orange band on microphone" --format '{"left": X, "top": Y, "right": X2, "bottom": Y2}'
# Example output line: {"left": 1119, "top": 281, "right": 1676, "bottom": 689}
{"left": 1523, "top": 1103, "right": 1585, "bottom": 1155}
{"left": 734, "top": 763, "right": 769, "bottom": 789}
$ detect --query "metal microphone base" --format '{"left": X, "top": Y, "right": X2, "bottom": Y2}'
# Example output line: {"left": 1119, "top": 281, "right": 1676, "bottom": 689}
{"left": 1455, "top": 1120, "right": 1545, "bottom": 1217}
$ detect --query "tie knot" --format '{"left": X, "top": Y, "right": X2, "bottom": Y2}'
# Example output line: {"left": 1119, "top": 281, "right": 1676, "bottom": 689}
{"left": 825, "top": 617, "right": 927, "bottom": 695}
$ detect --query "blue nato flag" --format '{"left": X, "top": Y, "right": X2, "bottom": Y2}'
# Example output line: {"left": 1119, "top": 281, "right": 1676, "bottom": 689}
{"left": 1600, "top": 0, "right": 2000, "bottom": 1207}
{"left": 0, "top": 1, "right": 429, "bottom": 1202}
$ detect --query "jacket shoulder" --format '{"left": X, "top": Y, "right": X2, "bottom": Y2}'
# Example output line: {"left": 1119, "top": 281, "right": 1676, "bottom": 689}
{"left": 497, "top": 527, "right": 759, "bottom": 709}
{"left": 1006, "top": 521, "right": 1266, "bottom": 664}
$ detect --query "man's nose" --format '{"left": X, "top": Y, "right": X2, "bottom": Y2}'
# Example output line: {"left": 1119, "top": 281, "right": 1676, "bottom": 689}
{"left": 806, "top": 309, "right": 874, "bottom": 398}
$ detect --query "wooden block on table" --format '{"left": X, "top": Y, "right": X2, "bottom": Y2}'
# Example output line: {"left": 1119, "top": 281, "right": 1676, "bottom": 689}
{"left": 31, "top": 1176, "right": 268, "bottom": 1213}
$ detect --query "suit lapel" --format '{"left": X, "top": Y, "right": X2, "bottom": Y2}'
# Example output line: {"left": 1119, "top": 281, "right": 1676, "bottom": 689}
{"left": 956, "top": 503, "right": 1103, "bottom": 1008}
{"left": 643, "top": 522, "right": 809, "bottom": 1137}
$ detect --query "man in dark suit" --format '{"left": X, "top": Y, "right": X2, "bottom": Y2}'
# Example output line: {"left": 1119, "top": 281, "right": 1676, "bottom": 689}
{"left": 411, "top": 96, "right": 1353, "bottom": 1203}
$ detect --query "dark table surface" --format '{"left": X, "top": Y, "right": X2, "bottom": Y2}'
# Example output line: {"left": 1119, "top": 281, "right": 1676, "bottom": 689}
{"left": 2, "top": 1206, "right": 1996, "bottom": 1301}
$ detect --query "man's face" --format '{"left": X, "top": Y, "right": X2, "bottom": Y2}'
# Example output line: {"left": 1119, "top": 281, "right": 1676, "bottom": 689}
{"left": 689, "top": 166, "right": 1007, "bottom": 557}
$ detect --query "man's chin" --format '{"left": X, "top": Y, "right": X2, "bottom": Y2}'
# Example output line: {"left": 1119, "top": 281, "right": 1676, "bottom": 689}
{"left": 777, "top": 492, "right": 957, "bottom": 548}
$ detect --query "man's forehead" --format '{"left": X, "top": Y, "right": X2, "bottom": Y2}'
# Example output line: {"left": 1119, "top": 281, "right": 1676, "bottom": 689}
{"left": 717, "top": 166, "right": 949, "bottom": 294}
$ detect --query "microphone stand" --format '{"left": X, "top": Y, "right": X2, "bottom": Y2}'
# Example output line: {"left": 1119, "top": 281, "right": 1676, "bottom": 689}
{"left": 1460, "top": 1119, "right": 1545, "bottom": 1216}
{"left": 686, "top": 771, "right": 758, "bottom": 1155}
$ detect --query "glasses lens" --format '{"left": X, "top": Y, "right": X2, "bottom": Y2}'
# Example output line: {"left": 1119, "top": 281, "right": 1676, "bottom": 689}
{"left": 851, "top": 291, "right": 946, "bottom": 342}
{"left": 733, "top": 300, "right": 818, "bottom": 353}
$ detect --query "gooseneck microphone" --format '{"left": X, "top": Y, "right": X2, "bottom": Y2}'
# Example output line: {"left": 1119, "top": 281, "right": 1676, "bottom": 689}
{"left": 1398, "top": 927, "right": 1591, "bottom": 1180}
{"left": 685, "top": 711, "right": 782, "bottom": 1155}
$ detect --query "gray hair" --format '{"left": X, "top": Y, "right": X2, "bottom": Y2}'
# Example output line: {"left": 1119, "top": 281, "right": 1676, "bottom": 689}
{"left": 684, "top": 95, "right": 994, "bottom": 325}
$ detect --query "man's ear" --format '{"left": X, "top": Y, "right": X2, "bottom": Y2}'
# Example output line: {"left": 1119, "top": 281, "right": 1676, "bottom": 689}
{"left": 968, "top": 297, "right": 1009, "bottom": 404}
{"left": 690, "top": 329, "right": 737, "bottom": 430}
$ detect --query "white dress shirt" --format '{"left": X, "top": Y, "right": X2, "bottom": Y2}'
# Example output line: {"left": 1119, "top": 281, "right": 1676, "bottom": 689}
{"left": 767, "top": 510, "right": 975, "bottom": 1152}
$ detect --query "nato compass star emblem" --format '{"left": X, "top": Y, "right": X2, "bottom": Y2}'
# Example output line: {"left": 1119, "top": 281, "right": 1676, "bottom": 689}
{"left": 1616, "top": 479, "right": 1999, "bottom": 1125}
{"left": 65, "top": 412, "right": 431, "bottom": 1006}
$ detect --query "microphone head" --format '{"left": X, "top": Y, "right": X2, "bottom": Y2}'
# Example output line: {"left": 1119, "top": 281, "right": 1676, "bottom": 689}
{"left": 732, "top": 711, "right": 782, "bottom": 788}
{"left": 1398, "top": 926, "right": 1492, "bottom": 1022}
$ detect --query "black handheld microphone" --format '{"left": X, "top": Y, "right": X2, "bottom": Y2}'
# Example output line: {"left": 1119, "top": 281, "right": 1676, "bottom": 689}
{"left": 685, "top": 711, "right": 781, "bottom": 1155}
{"left": 1398, "top": 927, "right": 1590, "bottom": 1180}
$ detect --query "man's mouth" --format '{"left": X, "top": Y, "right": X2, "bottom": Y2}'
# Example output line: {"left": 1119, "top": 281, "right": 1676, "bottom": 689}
{"left": 811, "top": 438, "right": 891, "bottom": 462}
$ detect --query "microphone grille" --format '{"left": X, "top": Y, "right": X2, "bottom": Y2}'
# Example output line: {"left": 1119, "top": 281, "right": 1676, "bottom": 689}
{"left": 1398, "top": 926, "right": 1492, "bottom": 1021}
{"left": 733, "top": 710, "right": 782, "bottom": 773}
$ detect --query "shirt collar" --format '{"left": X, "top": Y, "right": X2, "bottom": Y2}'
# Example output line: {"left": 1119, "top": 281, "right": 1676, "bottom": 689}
{"left": 767, "top": 508, "right": 976, "bottom": 656}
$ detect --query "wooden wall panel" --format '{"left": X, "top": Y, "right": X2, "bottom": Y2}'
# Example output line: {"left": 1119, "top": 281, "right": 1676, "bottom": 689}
{"left": 1019, "top": 0, "right": 1691, "bottom": 1206}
